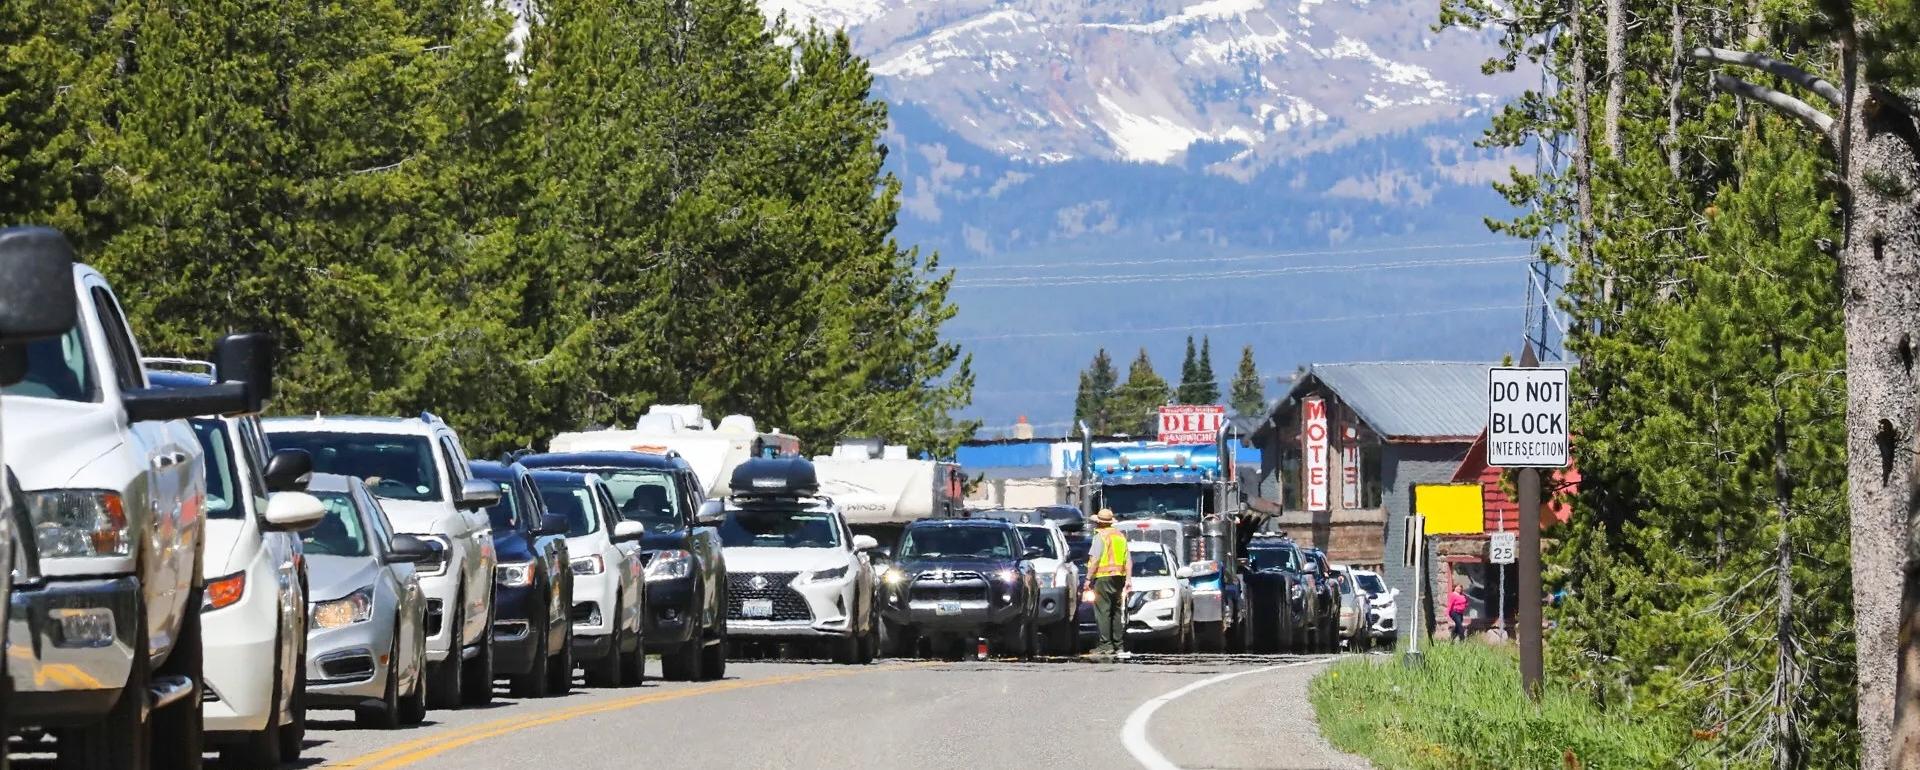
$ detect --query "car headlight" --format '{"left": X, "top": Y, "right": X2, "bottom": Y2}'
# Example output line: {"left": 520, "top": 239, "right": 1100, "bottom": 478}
{"left": 644, "top": 549, "right": 693, "bottom": 582}
{"left": 883, "top": 567, "right": 907, "bottom": 587}
{"left": 24, "top": 490, "right": 130, "bottom": 559}
{"left": 806, "top": 565, "right": 848, "bottom": 584}
{"left": 311, "top": 587, "right": 375, "bottom": 629}
{"left": 994, "top": 568, "right": 1017, "bottom": 584}
{"left": 496, "top": 561, "right": 537, "bottom": 587}
{"left": 1080, "top": 588, "right": 1096, "bottom": 603}
{"left": 414, "top": 534, "right": 451, "bottom": 576}
{"left": 1149, "top": 588, "right": 1176, "bottom": 601}
{"left": 571, "top": 554, "right": 605, "bottom": 575}
{"left": 1289, "top": 583, "right": 1306, "bottom": 600}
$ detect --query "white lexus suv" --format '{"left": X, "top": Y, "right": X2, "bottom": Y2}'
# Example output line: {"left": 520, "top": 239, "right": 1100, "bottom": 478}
{"left": 721, "top": 458, "right": 876, "bottom": 664}
{"left": 265, "top": 413, "right": 500, "bottom": 709}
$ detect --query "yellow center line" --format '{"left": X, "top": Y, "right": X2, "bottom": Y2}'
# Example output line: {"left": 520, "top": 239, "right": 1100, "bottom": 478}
{"left": 326, "top": 663, "right": 927, "bottom": 770}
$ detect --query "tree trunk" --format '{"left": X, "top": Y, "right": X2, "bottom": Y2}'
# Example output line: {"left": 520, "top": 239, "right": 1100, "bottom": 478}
{"left": 1843, "top": 76, "right": 1920, "bottom": 769}
{"left": 1771, "top": 369, "right": 1800, "bottom": 770}
{"left": 1603, "top": 0, "right": 1625, "bottom": 159}
{"left": 1664, "top": 0, "right": 1683, "bottom": 176}
{"left": 1569, "top": 0, "right": 1596, "bottom": 274}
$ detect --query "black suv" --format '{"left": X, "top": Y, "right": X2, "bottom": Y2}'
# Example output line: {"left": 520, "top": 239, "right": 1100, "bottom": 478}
{"left": 470, "top": 460, "right": 574, "bottom": 697}
{"left": 520, "top": 451, "right": 728, "bottom": 680}
{"left": 1244, "top": 537, "right": 1336, "bottom": 652}
{"left": 879, "top": 518, "right": 1041, "bottom": 659}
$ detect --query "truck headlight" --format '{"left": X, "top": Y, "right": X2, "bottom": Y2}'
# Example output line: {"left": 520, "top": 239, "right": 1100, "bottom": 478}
{"left": 644, "top": 550, "right": 693, "bottom": 582}
{"left": 496, "top": 561, "right": 537, "bottom": 587}
{"left": 25, "top": 490, "right": 130, "bottom": 559}
{"left": 994, "top": 569, "right": 1016, "bottom": 584}
{"left": 414, "top": 534, "right": 451, "bottom": 576}
{"left": 311, "top": 587, "right": 375, "bottom": 629}
{"left": 571, "top": 554, "right": 605, "bottom": 575}
{"left": 883, "top": 567, "right": 907, "bottom": 587}
{"left": 806, "top": 565, "right": 848, "bottom": 584}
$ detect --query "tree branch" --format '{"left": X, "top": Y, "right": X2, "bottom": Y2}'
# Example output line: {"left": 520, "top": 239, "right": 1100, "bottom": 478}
{"left": 1709, "top": 73, "right": 1837, "bottom": 142}
{"left": 1692, "top": 47, "right": 1844, "bottom": 108}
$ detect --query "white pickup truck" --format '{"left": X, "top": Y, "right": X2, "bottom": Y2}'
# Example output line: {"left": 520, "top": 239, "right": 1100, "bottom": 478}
{"left": 0, "top": 226, "right": 276, "bottom": 769}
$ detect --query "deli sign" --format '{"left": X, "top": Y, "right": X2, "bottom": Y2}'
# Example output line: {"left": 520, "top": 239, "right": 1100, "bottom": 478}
{"left": 1303, "top": 397, "right": 1330, "bottom": 511}
{"left": 1157, "top": 404, "right": 1225, "bottom": 445}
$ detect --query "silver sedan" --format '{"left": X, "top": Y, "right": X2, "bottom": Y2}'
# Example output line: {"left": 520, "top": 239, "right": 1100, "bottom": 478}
{"left": 301, "top": 474, "right": 435, "bottom": 728}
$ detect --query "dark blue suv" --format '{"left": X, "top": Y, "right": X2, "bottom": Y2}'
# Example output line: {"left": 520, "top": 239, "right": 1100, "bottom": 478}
{"left": 470, "top": 461, "right": 574, "bottom": 697}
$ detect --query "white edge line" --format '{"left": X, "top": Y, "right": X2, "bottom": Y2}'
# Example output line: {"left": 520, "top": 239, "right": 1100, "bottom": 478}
{"left": 1120, "top": 660, "right": 1322, "bottom": 770}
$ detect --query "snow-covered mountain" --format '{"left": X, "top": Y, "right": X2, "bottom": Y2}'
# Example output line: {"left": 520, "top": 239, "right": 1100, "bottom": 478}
{"left": 759, "top": 0, "right": 1536, "bottom": 431}
{"left": 764, "top": 0, "right": 1527, "bottom": 172}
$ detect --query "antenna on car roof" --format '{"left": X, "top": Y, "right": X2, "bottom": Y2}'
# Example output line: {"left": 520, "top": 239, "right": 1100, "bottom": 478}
{"left": 419, "top": 410, "right": 441, "bottom": 424}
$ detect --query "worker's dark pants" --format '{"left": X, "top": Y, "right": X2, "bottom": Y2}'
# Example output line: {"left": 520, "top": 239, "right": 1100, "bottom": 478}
{"left": 1093, "top": 576, "right": 1127, "bottom": 653}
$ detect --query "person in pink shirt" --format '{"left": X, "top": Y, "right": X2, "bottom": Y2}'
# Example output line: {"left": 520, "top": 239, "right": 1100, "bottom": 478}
{"left": 1446, "top": 584, "right": 1470, "bottom": 641}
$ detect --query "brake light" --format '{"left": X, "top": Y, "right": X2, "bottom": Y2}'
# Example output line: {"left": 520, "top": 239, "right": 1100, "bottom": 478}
{"left": 205, "top": 571, "right": 246, "bottom": 611}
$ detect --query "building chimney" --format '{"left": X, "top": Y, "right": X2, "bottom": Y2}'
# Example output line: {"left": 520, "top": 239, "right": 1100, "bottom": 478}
{"left": 1012, "top": 415, "right": 1034, "bottom": 440}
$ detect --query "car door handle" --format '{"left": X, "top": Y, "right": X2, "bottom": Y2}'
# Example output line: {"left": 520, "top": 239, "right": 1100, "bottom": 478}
{"left": 153, "top": 452, "right": 185, "bottom": 469}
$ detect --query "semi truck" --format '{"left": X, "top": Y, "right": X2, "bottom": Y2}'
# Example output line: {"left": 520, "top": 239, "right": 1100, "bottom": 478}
{"left": 1075, "top": 430, "right": 1258, "bottom": 652}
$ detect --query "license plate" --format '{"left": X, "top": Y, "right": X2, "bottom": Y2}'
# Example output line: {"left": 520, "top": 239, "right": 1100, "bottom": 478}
{"left": 743, "top": 599, "right": 773, "bottom": 618}
{"left": 936, "top": 601, "right": 962, "bottom": 615}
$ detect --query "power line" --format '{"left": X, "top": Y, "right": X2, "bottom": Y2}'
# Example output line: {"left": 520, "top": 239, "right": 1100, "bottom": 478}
{"left": 958, "top": 240, "right": 1516, "bottom": 271}
{"left": 955, "top": 304, "right": 1528, "bottom": 342}
{"left": 952, "top": 254, "right": 1534, "bottom": 289}
{"left": 972, "top": 370, "right": 1298, "bottom": 397}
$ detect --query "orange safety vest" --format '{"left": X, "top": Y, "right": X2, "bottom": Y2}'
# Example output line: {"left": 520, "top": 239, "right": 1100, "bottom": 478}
{"left": 1090, "top": 530, "right": 1130, "bottom": 578}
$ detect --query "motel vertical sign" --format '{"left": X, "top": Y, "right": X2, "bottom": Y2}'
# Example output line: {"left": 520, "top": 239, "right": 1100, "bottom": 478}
{"left": 1303, "top": 397, "right": 1330, "bottom": 511}
{"left": 1488, "top": 367, "right": 1571, "bottom": 468}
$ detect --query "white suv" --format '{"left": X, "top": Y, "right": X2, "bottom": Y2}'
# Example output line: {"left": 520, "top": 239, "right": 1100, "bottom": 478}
{"left": 718, "top": 497, "right": 876, "bottom": 664}
{"left": 1013, "top": 520, "right": 1078, "bottom": 653}
{"left": 265, "top": 414, "right": 500, "bottom": 709}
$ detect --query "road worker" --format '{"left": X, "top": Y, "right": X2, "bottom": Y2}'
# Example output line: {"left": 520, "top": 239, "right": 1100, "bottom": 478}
{"left": 1086, "top": 508, "right": 1132, "bottom": 657}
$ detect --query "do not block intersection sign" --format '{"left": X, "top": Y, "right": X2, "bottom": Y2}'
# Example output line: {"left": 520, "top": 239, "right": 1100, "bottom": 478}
{"left": 1488, "top": 367, "right": 1570, "bottom": 468}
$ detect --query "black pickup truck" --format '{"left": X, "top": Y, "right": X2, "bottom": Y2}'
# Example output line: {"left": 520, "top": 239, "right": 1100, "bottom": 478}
{"left": 878, "top": 518, "right": 1041, "bottom": 660}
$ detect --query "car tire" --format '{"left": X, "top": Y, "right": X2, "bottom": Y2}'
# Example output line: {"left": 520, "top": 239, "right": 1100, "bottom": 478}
{"left": 831, "top": 631, "right": 861, "bottom": 665}
{"left": 661, "top": 639, "right": 703, "bottom": 681}
{"left": 279, "top": 653, "right": 308, "bottom": 764}
{"left": 355, "top": 637, "right": 403, "bottom": 730}
{"left": 700, "top": 635, "right": 727, "bottom": 680}
{"left": 1045, "top": 622, "right": 1075, "bottom": 655}
{"left": 583, "top": 633, "right": 623, "bottom": 688}
{"left": 426, "top": 602, "right": 464, "bottom": 710}
{"left": 222, "top": 630, "right": 286, "bottom": 768}
{"left": 460, "top": 611, "right": 494, "bottom": 706}
{"left": 60, "top": 602, "right": 152, "bottom": 770}
{"left": 546, "top": 622, "right": 574, "bottom": 695}
{"left": 620, "top": 633, "right": 646, "bottom": 686}
{"left": 152, "top": 588, "right": 205, "bottom": 770}
{"left": 1195, "top": 621, "right": 1225, "bottom": 653}
{"left": 511, "top": 621, "right": 552, "bottom": 699}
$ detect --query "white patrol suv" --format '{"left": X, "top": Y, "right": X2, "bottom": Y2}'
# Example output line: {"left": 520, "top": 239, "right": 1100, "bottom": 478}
{"left": 264, "top": 414, "right": 501, "bottom": 710}
{"left": 722, "top": 458, "right": 877, "bottom": 664}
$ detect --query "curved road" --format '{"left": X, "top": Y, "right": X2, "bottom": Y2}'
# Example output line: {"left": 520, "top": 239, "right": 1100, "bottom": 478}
{"left": 293, "top": 653, "right": 1368, "bottom": 770}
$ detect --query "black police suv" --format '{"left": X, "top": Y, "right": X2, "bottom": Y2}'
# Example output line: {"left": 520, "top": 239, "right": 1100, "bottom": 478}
{"left": 470, "top": 460, "right": 574, "bottom": 697}
{"left": 520, "top": 451, "right": 729, "bottom": 680}
{"left": 879, "top": 518, "right": 1042, "bottom": 659}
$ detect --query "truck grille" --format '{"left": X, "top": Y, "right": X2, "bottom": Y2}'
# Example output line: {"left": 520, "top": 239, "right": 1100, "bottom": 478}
{"left": 907, "top": 571, "right": 990, "bottom": 604}
{"left": 727, "top": 572, "right": 811, "bottom": 622}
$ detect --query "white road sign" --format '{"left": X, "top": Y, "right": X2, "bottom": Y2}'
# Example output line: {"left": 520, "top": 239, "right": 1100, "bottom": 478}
{"left": 1488, "top": 367, "right": 1570, "bottom": 468}
{"left": 1489, "top": 532, "right": 1517, "bottom": 564}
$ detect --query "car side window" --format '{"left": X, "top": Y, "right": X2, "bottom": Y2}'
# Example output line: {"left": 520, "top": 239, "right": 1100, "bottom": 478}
{"left": 234, "top": 418, "right": 271, "bottom": 503}
{"left": 88, "top": 286, "right": 145, "bottom": 391}
{"left": 436, "top": 437, "right": 464, "bottom": 496}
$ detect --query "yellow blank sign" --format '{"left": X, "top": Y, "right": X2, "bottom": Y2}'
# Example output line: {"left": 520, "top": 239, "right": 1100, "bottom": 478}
{"left": 1415, "top": 483, "right": 1485, "bottom": 535}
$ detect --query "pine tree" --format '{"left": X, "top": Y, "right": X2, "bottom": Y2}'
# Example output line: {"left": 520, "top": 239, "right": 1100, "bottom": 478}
{"left": 1074, "top": 348, "right": 1117, "bottom": 434}
{"left": 1108, "top": 348, "right": 1171, "bottom": 436}
{"left": 1177, "top": 336, "right": 1201, "bottom": 403}
{"left": 1191, "top": 336, "right": 1220, "bottom": 404}
{"left": 1230, "top": 345, "right": 1264, "bottom": 418}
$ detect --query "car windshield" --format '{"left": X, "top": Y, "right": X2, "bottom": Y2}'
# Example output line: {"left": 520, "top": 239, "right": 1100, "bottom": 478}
{"left": 719, "top": 509, "right": 840, "bottom": 549}
{"left": 591, "top": 470, "right": 681, "bottom": 534}
{"left": 269, "top": 432, "right": 443, "bottom": 502}
{"left": 537, "top": 484, "right": 601, "bottom": 537}
{"left": 1355, "top": 573, "right": 1385, "bottom": 594}
{"left": 1249, "top": 547, "right": 1301, "bottom": 572}
{"left": 1104, "top": 486, "right": 1202, "bottom": 521}
{"left": 484, "top": 480, "right": 519, "bottom": 531}
{"left": 1017, "top": 527, "right": 1057, "bottom": 559}
{"left": 189, "top": 419, "right": 244, "bottom": 520}
{"left": 1132, "top": 550, "right": 1171, "bottom": 577}
{"left": 304, "top": 492, "right": 371, "bottom": 557}
{"left": 0, "top": 325, "right": 96, "bottom": 402}
{"left": 899, "top": 527, "right": 1013, "bottom": 560}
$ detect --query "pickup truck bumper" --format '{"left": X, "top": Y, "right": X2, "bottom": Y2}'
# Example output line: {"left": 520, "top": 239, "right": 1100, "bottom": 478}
{"left": 1035, "top": 585, "right": 1071, "bottom": 625}
{"left": 8, "top": 576, "right": 141, "bottom": 727}
{"left": 645, "top": 574, "right": 699, "bottom": 647}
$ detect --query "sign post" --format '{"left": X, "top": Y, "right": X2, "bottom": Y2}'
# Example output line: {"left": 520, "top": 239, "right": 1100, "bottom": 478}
{"left": 1488, "top": 354, "right": 1568, "bottom": 701}
{"left": 1403, "top": 513, "right": 1425, "bottom": 666}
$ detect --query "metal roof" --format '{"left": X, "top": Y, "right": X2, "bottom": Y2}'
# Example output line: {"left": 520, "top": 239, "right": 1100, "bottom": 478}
{"left": 1291, "top": 362, "right": 1496, "bottom": 441}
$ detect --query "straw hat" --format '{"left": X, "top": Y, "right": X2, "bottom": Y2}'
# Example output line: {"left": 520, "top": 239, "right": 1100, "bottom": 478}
{"left": 1092, "top": 508, "right": 1116, "bottom": 527}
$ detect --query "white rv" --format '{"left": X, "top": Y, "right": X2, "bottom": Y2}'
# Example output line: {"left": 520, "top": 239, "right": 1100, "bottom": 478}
{"left": 549, "top": 405, "right": 800, "bottom": 498}
{"left": 812, "top": 441, "right": 964, "bottom": 540}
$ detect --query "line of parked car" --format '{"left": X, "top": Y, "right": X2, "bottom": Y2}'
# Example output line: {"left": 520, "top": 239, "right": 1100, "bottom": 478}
{"left": 0, "top": 230, "right": 754, "bottom": 769}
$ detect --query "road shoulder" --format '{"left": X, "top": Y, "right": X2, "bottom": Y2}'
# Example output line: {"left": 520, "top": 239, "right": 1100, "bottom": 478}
{"left": 1145, "top": 656, "right": 1372, "bottom": 770}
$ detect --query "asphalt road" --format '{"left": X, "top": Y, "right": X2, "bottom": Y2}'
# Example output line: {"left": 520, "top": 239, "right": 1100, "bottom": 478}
{"left": 283, "top": 652, "right": 1369, "bottom": 770}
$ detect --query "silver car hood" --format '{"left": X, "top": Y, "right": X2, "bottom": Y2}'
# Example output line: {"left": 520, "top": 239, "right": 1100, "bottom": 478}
{"left": 307, "top": 554, "right": 384, "bottom": 603}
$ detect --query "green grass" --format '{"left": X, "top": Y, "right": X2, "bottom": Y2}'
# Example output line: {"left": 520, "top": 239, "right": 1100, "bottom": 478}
{"left": 1308, "top": 643, "right": 1687, "bottom": 769}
